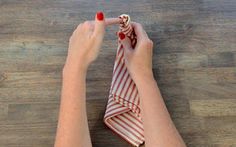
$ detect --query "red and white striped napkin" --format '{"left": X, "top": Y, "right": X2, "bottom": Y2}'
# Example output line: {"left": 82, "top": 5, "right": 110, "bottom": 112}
{"left": 104, "top": 14, "right": 145, "bottom": 147}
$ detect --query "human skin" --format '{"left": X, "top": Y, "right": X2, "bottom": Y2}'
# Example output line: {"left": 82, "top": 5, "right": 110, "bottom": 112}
{"left": 119, "top": 23, "right": 186, "bottom": 147}
{"left": 54, "top": 12, "right": 186, "bottom": 147}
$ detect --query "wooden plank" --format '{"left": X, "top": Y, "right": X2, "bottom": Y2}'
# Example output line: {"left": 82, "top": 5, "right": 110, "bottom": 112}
{"left": 0, "top": 0, "right": 235, "bottom": 146}
{"left": 190, "top": 99, "right": 236, "bottom": 117}
{"left": 0, "top": 103, "right": 8, "bottom": 120}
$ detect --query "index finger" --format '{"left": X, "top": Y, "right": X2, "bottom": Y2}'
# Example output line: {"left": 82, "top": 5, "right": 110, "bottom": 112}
{"left": 86, "top": 18, "right": 121, "bottom": 27}
{"left": 105, "top": 18, "right": 122, "bottom": 26}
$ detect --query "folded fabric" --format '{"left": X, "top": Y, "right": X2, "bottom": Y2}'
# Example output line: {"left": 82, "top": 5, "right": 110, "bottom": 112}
{"left": 104, "top": 14, "right": 145, "bottom": 147}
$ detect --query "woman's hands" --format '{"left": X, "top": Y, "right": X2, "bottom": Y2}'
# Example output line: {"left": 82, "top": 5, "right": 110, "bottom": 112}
{"left": 63, "top": 12, "right": 105, "bottom": 75}
{"left": 119, "top": 22, "right": 154, "bottom": 85}
{"left": 63, "top": 11, "right": 154, "bottom": 84}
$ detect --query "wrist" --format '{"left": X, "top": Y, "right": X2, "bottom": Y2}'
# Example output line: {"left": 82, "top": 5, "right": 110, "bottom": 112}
{"left": 64, "top": 52, "right": 90, "bottom": 72}
{"left": 135, "top": 76, "right": 157, "bottom": 94}
{"left": 62, "top": 62, "right": 88, "bottom": 79}
{"left": 133, "top": 71, "right": 156, "bottom": 87}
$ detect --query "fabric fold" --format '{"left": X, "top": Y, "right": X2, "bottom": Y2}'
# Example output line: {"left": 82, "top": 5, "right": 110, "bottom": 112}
{"left": 104, "top": 14, "right": 145, "bottom": 147}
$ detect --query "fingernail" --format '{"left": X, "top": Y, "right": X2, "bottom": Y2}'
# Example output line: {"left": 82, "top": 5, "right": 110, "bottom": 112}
{"left": 119, "top": 32, "right": 125, "bottom": 40}
{"left": 96, "top": 11, "right": 104, "bottom": 21}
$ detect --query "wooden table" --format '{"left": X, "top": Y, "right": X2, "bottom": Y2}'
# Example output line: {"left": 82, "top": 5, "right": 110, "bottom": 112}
{"left": 0, "top": 0, "right": 235, "bottom": 146}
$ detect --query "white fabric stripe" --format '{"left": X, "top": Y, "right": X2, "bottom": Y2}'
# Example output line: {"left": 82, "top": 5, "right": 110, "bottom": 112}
{"left": 113, "top": 48, "right": 123, "bottom": 70}
{"left": 112, "top": 64, "right": 126, "bottom": 93}
{"left": 122, "top": 26, "right": 131, "bottom": 34}
{"left": 115, "top": 69, "right": 129, "bottom": 95}
{"left": 114, "top": 75, "right": 137, "bottom": 111}
{"left": 124, "top": 81, "right": 135, "bottom": 101}
{"left": 107, "top": 100, "right": 116, "bottom": 108}
{"left": 120, "top": 113, "right": 144, "bottom": 132}
{"left": 113, "top": 45, "right": 123, "bottom": 62}
{"left": 106, "top": 98, "right": 119, "bottom": 108}
{"left": 115, "top": 115, "right": 145, "bottom": 139}
{"left": 119, "top": 74, "right": 132, "bottom": 98}
{"left": 111, "top": 61, "right": 124, "bottom": 88}
{"left": 127, "top": 112, "right": 143, "bottom": 131}
{"left": 117, "top": 44, "right": 123, "bottom": 54}
{"left": 133, "top": 91, "right": 139, "bottom": 107}
{"left": 110, "top": 118, "right": 143, "bottom": 144}
{"left": 123, "top": 26, "right": 132, "bottom": 34}
{"left": 112, "top": 117, "right": 144, "bottom": 142}
{"left": 106, "top": 99, "right": 122, "bottom": 109}
{"left": 105, "top": 106, "right": 128, "bottom": 118}
{"left": 113, "top": 47, "right": 124, "bottom": 72}
{"left": 129, "top": 84, "right": 138, "bottom": 105}
{"left": 106, "top": 119, "right": 139, "bottom": 146}
{"left": 120, "top": 79, "right": 132, "bottom": 99}
{"left": 106, "top": 102, "right": 122, "bottom": 112}
{"left": 108, "top": 96, "right": 114, "bottom": 102}
{"left": 112, "top": 54, "right": 124, "bottom": 77}
{"left": 128, "top": 111, "right": 142, "bottom": 122}
{"left": 112, "top": 57, "right": 124, "bottom": 84}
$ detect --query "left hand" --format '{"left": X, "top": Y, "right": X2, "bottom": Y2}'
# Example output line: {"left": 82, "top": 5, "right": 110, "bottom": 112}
{"left": 63, "top": 12, "right": 105, "bottom": 73}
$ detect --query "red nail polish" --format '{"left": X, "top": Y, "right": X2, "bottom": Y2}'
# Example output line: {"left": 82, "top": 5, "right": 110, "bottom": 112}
{"left": 96, "top": 11, "right": 104, "bottom": 21}
{"left": 119, "top": 32, "right": 125, "bottom": 40}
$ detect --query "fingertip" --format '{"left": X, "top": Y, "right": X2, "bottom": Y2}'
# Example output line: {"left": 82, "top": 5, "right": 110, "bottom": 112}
{"left": 96, "top": 11, "right": 105, "bottom": 21}
{"left": 93, "top": 11, "right": 105, "bottom": 36}
{"left": 118, "top": 32, "right": 125, "bottom": 40}
{"left": 119, "top": 34, "right": 132, "bottom": 49}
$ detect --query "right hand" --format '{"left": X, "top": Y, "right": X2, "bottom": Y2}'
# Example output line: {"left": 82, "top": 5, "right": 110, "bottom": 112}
{"left": 118, "top": 22, "right": 154, "bottom": 84}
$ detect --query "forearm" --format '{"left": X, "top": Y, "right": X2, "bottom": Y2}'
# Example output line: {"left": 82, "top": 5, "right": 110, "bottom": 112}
{"left": 135, "top": 76, "right": 186, "bottom": 147}
{"left": 54, "top": 12, "right": 107, "bottom": 147}
{"left": 54, "top": 67, "right": 92, "bottom": 147}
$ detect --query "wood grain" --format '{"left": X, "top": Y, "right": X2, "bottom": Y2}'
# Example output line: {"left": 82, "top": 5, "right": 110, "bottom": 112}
{"left": 0, "top": 0, "right": 235, "bottom": 146}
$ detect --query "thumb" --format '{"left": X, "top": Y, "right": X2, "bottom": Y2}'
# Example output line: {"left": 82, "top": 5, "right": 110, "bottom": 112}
{"left": 93, "top": 11, "right": 105, "bottom": 37}
{"left": 118, "top": 32, "right": 133, "bottom": 58}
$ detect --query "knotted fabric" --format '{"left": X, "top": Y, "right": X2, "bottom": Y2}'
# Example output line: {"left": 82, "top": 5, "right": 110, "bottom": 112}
{"left": 104, "top": 14, "right": 145, "bottom": 147}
